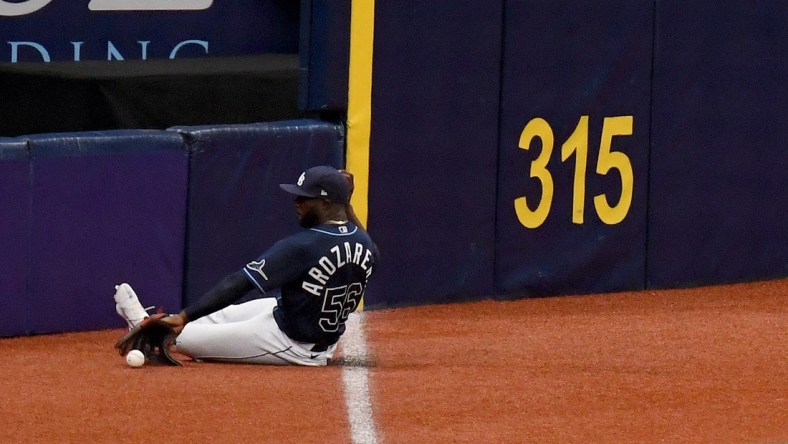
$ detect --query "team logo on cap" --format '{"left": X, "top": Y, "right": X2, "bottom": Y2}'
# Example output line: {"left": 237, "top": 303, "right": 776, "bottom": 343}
{"left": 297, "top": 172, "right": 306, "bottom": 186}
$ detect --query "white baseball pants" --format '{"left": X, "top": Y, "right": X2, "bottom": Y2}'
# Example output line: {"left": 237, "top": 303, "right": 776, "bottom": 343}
{"left": 174, "top": 297, "right": 336, "bottom": 366}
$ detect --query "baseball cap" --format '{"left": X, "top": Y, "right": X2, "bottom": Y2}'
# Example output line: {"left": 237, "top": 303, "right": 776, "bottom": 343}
{"left": 280, "top": 166, "right": 350, "bottom": 204}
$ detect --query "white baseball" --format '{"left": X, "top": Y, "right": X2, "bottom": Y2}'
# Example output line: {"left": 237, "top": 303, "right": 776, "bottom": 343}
{"left": 125, "top": 350, "right": 145, "bottom": 368}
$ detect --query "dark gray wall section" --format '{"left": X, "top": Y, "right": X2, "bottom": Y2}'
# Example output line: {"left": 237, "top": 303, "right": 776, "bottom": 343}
{"left": 0, "top": 55, "right": 304, "bottom": 137}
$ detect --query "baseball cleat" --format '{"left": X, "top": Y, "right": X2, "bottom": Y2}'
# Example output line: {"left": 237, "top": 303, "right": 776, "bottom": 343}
{"left": 114, "top": 283, "right": 153, "bottom": 329}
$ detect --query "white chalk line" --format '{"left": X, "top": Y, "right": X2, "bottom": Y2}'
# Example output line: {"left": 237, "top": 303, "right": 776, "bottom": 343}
{"left": 341, "top": 312, "right": 379, "bottom": 444}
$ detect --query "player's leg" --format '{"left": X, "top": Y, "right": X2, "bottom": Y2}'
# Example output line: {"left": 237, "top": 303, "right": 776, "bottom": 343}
{"left": 174, "top": 298, "right": 330, "bottom": 366}
{"left": 186, "top": 297, "right": 270, "bottom": 325}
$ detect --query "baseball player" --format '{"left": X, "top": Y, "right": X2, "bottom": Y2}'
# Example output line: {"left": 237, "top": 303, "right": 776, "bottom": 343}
{"left": 113, "top": 166, "right": 378, "bottom": 366}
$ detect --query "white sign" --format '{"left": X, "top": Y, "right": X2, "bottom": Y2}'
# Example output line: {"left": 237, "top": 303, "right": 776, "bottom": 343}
{"left": 0, "top": 0, "right": 213, "bottom": 16}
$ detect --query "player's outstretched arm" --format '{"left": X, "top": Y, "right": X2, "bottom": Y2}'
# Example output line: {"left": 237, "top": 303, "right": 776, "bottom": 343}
{"left": 160, "top": 270, "right": 255, "bottom": 333}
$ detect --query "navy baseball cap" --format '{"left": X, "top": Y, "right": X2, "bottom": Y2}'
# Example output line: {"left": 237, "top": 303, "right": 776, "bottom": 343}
{"left": 280, "top": 166, "right": 350, "bottom": 204}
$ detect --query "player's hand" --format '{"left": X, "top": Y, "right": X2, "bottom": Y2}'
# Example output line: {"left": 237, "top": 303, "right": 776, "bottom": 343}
{"left": 159, "top": 312, "right": 188, "bottom": 334}
{"left": 339, "top": 169, "right": 355, "bottom": 196}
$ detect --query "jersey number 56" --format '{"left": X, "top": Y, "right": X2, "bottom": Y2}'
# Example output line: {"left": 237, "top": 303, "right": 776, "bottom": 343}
{"left": 319, "top": 283, "right": 363, "bottom": 332}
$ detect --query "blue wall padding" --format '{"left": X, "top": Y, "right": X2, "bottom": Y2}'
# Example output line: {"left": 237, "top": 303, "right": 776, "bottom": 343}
{"left": 0, "top": 140, "right": 30, "bottom": 336}
{"left": 298, "top": 0, "right": 350, "bottom": 111}
{"left": 647, "top": 2, "right": 788, "bottom": 287}
{"left": 364, "top": 1, "right": 503, "bottom": 307}
{"left": 26, "top": 131, "right": 188, "bottom": 334}
{"left": 173, "top": 120, "right": 344, "bottom": 306}
{"left": 494, "top": 1, "right": 653, "bottom": 296}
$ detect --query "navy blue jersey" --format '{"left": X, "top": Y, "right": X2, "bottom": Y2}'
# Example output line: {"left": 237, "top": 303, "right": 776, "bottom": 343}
{"left": 243, "top": 223, "right": 377, "bottom": 346}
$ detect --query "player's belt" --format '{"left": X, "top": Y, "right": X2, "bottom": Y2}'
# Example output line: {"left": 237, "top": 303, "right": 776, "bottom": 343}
{"left": 310, "top": 341, "right": 334, "bottom": 352}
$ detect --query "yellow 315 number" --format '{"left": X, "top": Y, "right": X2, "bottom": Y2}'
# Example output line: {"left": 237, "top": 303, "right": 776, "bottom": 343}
{"left": 514, "top": 115, "right": 634, "bottom": 228}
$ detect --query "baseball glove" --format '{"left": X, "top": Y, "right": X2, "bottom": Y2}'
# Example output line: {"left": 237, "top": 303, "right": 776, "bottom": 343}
{"left": 114, "top": 313, "right": 182, "bottom": 366}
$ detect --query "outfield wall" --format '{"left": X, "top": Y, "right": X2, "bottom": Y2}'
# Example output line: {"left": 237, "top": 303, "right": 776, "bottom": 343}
{"left": 0, "top": 120, "right": 343, "bottom": 337}
{"left": 0, "top": 131, "right": 187, "bottom": 336}
{"left": 175, "top": 121, "right": 344, "bottom": 307}
{"left": 353, "top": 1, "right": 787, "bottom": 307}
{"left": 0, "top": 1, "right": 785, "bottom": 336}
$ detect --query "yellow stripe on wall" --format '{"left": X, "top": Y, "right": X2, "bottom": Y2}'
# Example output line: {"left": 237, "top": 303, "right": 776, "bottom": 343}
{"left": 347, "top": 0, "right": 374, "bottom": 228}
{"left": 347, "top": 0, "right": 375, "bottom": 311}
